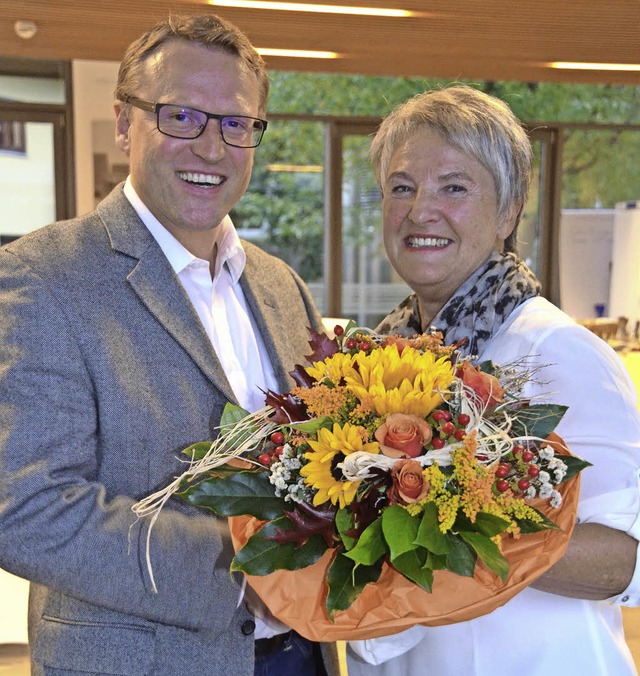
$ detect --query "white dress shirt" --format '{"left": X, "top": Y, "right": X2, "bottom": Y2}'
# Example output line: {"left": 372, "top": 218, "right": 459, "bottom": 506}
{"left": 123, "top": 178, "right": 288, "bottom": 639}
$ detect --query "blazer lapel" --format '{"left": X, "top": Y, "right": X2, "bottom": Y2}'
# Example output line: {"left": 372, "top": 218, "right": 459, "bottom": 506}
{"left": 97, "top": 186, "right": 238, "bottom": 404}
{"left": 240, "top": 249, "right": 295, "bottom": 393}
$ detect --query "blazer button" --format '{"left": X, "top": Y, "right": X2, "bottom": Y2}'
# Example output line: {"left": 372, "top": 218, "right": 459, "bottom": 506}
{"left": 241, "top": 619, "right": 256, "bottom": 636}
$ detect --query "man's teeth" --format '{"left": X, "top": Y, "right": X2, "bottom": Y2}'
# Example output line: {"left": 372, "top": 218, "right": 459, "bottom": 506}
{"left": 407, "top": 236, "right": 449, "bottom": 248}
{"left": 177, "top": 172, "right": 223, "bottom": 186}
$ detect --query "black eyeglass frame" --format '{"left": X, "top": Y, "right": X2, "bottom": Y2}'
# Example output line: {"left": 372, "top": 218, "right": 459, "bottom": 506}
{"left": 122, "top": 96, "right": 268, "bottom": 148}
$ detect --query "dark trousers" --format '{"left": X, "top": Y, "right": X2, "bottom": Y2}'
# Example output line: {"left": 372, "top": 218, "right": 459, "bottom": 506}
{"left": 254, "top": 631, "right": 328, "bottom": 676}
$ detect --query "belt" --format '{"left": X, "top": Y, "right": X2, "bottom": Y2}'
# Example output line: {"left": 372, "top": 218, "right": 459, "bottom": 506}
{"left": 254, "top": 630, "right": 293, "bottom": 658}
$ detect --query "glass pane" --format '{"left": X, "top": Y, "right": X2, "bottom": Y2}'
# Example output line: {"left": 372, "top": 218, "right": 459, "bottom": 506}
{"left": 0, "top": 75, "right": 65, "bottom": 105}
{"left": 0, "top": 120, "right": 56, "bottom": 241}
{"left": 232, "top": 119, "right": 326, "bottom": 312}
{"left": 341, "top": 134, "right": 411, "bottom": 328}
{"left": 562, "top": 129, "right": 640, "bottom": 209}
{"left": 518, "top": 139, "right": 543, "bottom": 275}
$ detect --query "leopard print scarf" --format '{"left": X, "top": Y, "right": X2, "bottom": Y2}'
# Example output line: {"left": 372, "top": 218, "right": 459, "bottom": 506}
{"left": 376, "top": 251, "right": 541, "bottom": 358}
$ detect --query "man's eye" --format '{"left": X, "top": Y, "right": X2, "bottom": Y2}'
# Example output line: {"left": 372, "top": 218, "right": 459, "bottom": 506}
{"left": 170, "top": 109, "right": 197, "bottom": 124}
{"left": 223, "top": 117, "right": 249, "bottom": 131}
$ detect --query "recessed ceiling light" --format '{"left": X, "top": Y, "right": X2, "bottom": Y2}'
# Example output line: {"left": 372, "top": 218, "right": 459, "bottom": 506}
{"left": 257, "top": 47, "right": 339, "bottom": 58}
{"left": 208, "top": 0, "right": 416, "bottom": 18}
{"left": 550, "top": 62, "right": 640, "bottom": 72}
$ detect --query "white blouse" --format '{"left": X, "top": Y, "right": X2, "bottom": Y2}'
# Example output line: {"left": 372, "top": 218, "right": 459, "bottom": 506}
{"left": 348, "top": 296, "right": 640, "bottom": 676}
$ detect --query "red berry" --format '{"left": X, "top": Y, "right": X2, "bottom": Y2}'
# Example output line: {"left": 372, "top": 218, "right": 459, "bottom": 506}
{"left": 360, "top": 341, "right": 371, "bottom": 351}
{"left": 517, "top": 478, "right": 530, "bottom": 491}
{"left": 442, "top": 421, "right": 456, "bottom": 436}
{"left": 495, "top": 464, "right": 510, "bottom": 479}
{"left": 512, "top": 445, "right": 524, "bottom": 456}
{"left": 496, "top": 479, "right": 510, "bottom": 493}
{"left": 453, "top": 429, "right": 466, "bottom": 441}
{"left": 432, "top": 410, "right": 448, "bottom": 423}
{"left": 457, "top": 413, "right": 471, "bottom": 426}
{"left": 273, "top": 445, "right": 285, "bottom": 458}
{"left": 270, "top": 431, "right": 285, "bottom": 445}
{"left": 258, "top": 453, "right": 271, "bottom": 466}
{"left": 442, "top": 411, "right": 452, "bottom": 422}
{"left": 432, "top": 436, "right": 446, "bottom": 449}
{"left": 333, "top": 325, "right": 344, "bottom": 336}
{"left": 345, "top": 338, "right": 357, "bottom": 349}
{"left": 528, "top": 464, "right": 540, "bottom": 477}
{"left": 521, "top": 450, "right": 535, "bottom": 463}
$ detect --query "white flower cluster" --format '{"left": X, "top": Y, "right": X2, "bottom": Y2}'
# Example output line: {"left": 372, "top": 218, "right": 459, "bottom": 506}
{"left": 268, "top": 444, "right": 313, "bottom": 504}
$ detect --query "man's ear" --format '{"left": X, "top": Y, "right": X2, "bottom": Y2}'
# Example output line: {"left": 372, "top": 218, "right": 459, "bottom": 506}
{"left": 114, "top": 102, "right": 131, "bottom": 155}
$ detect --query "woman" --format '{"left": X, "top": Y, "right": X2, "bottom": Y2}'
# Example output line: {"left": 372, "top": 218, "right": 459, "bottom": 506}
{"left": 347, "top": 85, "right": 640, "bottom": 675}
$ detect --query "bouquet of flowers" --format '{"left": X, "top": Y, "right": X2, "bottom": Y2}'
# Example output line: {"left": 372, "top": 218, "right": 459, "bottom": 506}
{"left": 134, "top": 323, "right": 589, "bottom": 640}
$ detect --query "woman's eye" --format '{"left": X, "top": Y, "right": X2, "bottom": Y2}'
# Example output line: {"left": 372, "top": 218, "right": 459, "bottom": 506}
{"left": 389, "top": 184, "right": 413, "bottom": 195}
{"left": 445, "top": 184, "right": 467, "bottom": 194}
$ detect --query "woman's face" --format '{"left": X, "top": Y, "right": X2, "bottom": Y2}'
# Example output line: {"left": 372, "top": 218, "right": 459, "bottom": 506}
{"left": 381, "top": 128, "right": 515, "bottom": 319}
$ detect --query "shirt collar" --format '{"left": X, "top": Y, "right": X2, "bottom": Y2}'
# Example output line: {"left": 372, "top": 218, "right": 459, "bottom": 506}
{"left": 123, "top": 176, "right": 246, "bottom": 283}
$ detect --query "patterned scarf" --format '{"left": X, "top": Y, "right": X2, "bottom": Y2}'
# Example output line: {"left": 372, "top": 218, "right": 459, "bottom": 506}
{"left": 376, "top": 251, "right": 541, "bottom": 358}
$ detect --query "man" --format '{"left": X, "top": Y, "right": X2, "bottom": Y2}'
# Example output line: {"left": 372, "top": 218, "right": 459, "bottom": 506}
{"left": 0, "top": 14, "right": 335, "bottom": 676}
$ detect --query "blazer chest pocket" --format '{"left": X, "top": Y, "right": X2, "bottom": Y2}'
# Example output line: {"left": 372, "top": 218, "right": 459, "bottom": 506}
{"left": 33, "top": 615, "right": 156, "bottom": 675}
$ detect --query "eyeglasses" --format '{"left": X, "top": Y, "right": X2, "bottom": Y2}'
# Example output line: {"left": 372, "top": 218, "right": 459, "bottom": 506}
{"left": 123, "top": 96, "right": 268, "bottom": 148}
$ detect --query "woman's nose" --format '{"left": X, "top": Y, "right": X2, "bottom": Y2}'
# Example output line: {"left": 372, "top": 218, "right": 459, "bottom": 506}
{"left": 408, "top": 188, "right": 439, "bottom": 224}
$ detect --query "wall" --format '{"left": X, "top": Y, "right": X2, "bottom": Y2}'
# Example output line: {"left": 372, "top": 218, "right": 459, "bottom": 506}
{"left": 71, "top": 59, "right": 122, "bottom": 216}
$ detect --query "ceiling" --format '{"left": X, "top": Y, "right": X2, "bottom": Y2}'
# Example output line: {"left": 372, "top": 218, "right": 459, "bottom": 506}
{"left": 1, "top": 0, "right": 639, "bottom": 86}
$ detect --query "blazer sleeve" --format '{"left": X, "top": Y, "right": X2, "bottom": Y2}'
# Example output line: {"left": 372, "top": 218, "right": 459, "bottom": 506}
{"left": 0, "top": 248, "right": 243, "bottom": 633}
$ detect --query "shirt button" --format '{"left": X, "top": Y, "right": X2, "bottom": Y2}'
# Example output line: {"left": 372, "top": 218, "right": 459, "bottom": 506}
{"left": 241, "top": 619, "right": 256, "bottom": 636}
{"left": 622, "top": 595, "right": 630, "bottom": 603}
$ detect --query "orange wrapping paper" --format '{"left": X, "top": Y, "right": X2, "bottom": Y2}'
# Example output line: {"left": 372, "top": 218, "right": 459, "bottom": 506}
{"left": 229, "top": 435, "right": 580, "bottom": 642}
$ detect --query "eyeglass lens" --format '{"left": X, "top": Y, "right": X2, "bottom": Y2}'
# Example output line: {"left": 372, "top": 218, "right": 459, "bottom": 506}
{"left": 157, "top": 104, "right": 264, "bottom": 147}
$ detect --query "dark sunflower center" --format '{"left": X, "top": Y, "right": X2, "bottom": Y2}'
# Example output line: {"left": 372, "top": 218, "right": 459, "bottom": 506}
{"left": 330, "top": 452, "right": 347, "bottom": 481}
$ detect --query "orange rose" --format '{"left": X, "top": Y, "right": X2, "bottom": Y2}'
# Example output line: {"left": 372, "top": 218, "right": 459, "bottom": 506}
{"left": 456, "top": 361, "right": 505, "bottom": 409}
{"left": 375, "top": 413, "right": 433, "bottom": 459}
{"left": 388, "top": 459, "right": 429, "bottom": 505}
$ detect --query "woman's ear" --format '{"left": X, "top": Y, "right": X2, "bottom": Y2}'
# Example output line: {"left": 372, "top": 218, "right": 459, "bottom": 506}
{"left": 114, "top": 102, "right": 131, "bottom": 155}
{"left": 497, "top": 203, "right": 521, "bottom": 242}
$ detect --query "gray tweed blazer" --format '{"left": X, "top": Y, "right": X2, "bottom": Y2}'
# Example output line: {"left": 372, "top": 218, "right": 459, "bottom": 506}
{"left": 0, "top": 185, "right": 336, "bottom": 675}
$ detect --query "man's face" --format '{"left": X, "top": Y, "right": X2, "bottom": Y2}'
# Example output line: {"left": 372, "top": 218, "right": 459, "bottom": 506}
{"left": 115, "top": 40, "right": 261, "bottom": 256}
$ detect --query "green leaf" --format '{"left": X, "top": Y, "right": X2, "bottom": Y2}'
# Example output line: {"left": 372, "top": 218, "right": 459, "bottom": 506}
{"left": 181, "top": 471, "right": 285, "bottom": 520}
{"left": 460, "top": 531, "right": 509, "bottom": 581}
{"left": 335, "top": 508, "right": 356, "bottom": 551}
{"left": 426, "top": 551, "right": 448, "bottom": 571}
{"left": 415, "top": 502, "right": 451, "bottom": 555}
{"left": 382, "top": 505, "right": 420, "bottom": 560}
{"left": 231, "top": 516, "right": 327, "bottom": 575}
{"left": 517, "top": 510, "right": 559, "bottom": 533}
{"left": 218, "top": 404, "right": 257, "bottom": 451}
{"left": 180, "top": 441, "right": 217, "bottom": 461}
{"left": 326, "top": 551, "right": 383, "bottom": 619}
{"left": 445, "top": 534, "right": 477, "bottom": 577}
{"left": 560, "top": 455, "right": 592, "bottom": 481}
{"left": 392, "top": 550, "right": 433, "bottom": 593}
{"left": 343, "top": 518, "right": 386, "bottom": 566}
{"left": 471, "top": 512, "right": 512, "bottom": 538}
{"left": 290, "top": 416, "right": 334, "bottom": 434}
{"left": 220, "top": 402, "right": 251, "bottom": 429}
{"left": 509, "top": 404, "right": 568, "bottom": 439}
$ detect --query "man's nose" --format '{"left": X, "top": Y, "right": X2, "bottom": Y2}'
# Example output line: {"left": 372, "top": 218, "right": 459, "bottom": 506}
{"left": 191, "top": 119, "right": 226, "bottom": 161}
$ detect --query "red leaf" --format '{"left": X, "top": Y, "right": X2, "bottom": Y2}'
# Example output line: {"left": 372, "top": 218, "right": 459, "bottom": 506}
{"left": 304, "top": 327, "right": 339, "bottom": 364}
{"left": 266, "top": 501, "right": 338, "bottom": 548}
{"left": 263, "top": 390, "right": 310, "bottom": 424}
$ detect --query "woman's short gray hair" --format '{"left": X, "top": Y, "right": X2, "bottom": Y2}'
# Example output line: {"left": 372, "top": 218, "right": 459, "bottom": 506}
{"left": 369, "top": 85, "right": 532, "bottom": 253}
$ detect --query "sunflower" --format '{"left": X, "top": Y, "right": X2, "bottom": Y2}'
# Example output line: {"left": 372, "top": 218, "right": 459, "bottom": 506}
{"left": 300, "top": 422, "right": 379, "bottom": 508}
{"left": 344, "top": 345, "right": 455, "bottom": 418}
{"left": 305, "top": 351, "right": 357, "bottom": 385}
